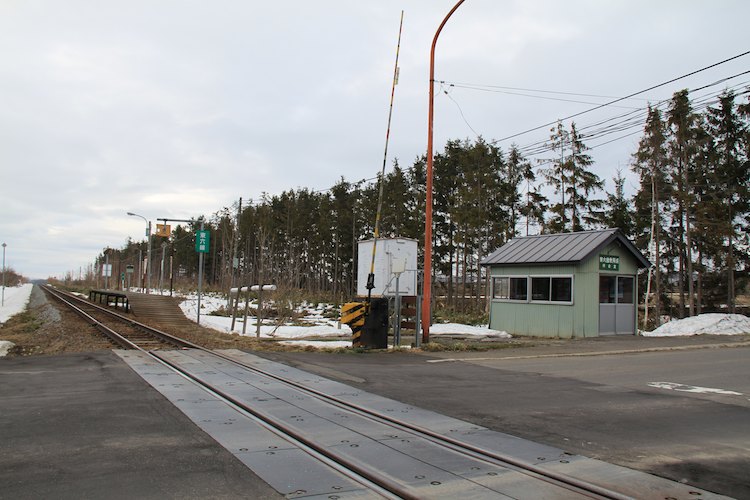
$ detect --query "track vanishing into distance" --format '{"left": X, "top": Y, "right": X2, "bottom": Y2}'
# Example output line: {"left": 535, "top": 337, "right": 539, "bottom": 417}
{"left": 42, "top": 286, "right": 191, "bottom": 350}
{"left": 41, "top": 285, "right": 719, "bottom": 499}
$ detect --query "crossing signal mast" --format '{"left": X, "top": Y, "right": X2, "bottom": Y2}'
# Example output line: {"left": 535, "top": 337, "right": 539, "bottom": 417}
{"left": 366, "top": 9, "right": 404, "bottom": 305}
{"left": 341, "top": 11, "right": 404, "bottom": 349}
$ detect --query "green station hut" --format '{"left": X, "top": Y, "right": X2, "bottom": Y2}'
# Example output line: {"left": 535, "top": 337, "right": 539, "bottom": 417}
{"left": 481, "top": 228, "right": 650, "bottom": 338}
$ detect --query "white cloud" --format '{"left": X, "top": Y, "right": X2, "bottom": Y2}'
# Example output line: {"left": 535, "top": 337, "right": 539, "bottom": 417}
{"left": 1, "top": 0, "right": 749, "bottom": 278}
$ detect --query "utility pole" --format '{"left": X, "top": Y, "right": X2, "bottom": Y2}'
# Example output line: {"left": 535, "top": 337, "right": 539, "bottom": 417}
{"left": 228, "top": 197, "right": 242, "bottom": 308}
{"left": 104, "top": 252, "right": 109, "bottom": 290}
{"left": 1, "top": 243, "right": 6, "bottom": 307}
{"left": 127, "top": 212, "right": 152, "bottom": 293}
{"left": 422, "top": 0, "right": 466, "bottom": 344}
{"left": 160, "top": 242, "right": 167, "bottom": 294}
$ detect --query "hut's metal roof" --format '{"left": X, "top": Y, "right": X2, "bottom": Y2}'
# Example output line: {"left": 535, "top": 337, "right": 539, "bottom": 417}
{"left": 481, "top": 229, "right": 650, "bottom": 268}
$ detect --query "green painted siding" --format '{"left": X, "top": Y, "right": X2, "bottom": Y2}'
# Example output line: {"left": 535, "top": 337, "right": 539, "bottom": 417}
{"left": 488, "top": 242, "right": 641, "bottom": 338}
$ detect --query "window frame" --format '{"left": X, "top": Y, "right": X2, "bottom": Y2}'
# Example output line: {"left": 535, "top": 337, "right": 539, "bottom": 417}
{"left": 529, "top": 275, "right": 574, "bottom": 304}
{"left": 491, "top": 274, "right": 574, "bottom": 305}
{"left": 599, "top": 274, "right": 635, "bottom": 305}
{"left": 491, "top": 275, "right": 530, "bottom": 302}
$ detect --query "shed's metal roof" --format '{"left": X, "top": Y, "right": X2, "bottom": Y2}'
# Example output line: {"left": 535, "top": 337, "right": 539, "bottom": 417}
{"left": 481, "top": 228, "right": 650, "bottom": 268}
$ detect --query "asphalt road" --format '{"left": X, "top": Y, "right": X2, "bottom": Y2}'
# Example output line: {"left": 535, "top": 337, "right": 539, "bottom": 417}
{"left": 260, "top": 344, "right": 750, "bottom": 499}
{"left": 1, "top": 340, "right": 747, "bottom": 499}
{"left": 0, "top": 352, "right": 281, "bottom": 500}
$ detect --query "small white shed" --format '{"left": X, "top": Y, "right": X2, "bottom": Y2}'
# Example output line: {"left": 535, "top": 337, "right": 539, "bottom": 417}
{"left": 356, "top": 238, "right": 418, "bottom": 297}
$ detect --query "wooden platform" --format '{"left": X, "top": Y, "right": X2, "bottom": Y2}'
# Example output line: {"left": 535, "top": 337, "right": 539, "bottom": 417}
{"left": 125, "top": 292, "right": 193, "bottom": 328}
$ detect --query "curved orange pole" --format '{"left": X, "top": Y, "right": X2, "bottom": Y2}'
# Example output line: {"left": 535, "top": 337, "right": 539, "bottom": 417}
{"left": 422, "top": 0, "right": 466, "bottom": 344}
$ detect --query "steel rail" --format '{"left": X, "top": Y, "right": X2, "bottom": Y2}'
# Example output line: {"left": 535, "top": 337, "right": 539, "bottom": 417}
{"left": 42, "top": 286, "right": 141, "bottom": 350}
{"left": 151, "top": 350, "right": 415, "bottom": 499}
{"left": 161, "top": 349, "right": 615, "bottom": 499}
{"left": 211, "top": 350, "right": 633, "bottom": 500}
{"left": 42, "top": 285, "right": 195, "bottom": 350}
{"left": 41, "top": 285, "right": 404, "bottom": 497}
{"left": 43, "top": 285, "right": 629, "bottom": 498}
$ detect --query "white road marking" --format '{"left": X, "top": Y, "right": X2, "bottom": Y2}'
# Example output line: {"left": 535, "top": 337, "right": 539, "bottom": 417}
{"left": 647, "top": 381, "right": 743, "bottom": 396}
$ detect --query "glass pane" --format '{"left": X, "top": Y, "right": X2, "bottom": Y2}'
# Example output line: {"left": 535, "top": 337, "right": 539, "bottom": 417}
{"left": 493, "top": 277, "right": 509, "bottom": 299}
{"left": 618, "top": 277, "right": 634, "bottom": 304}
{"left": 509, "top": 277, "right": 527, "bottom": 300}
{"left": 551, "top": 277, "right": 572, "bottom": 302}
{"left": 531, "top": 277, "right": 550, "bottom": 301}
{"left": 599, "top": 276, "right": 616, "bottom": 303}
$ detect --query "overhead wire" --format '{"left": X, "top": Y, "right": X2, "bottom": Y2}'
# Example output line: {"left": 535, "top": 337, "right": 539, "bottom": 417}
{"left": 236, "top": 55, "right": 750, "bottom": 209}
{"left": 510, "top": 74, "right": 750, "bottom": 159}
{"left": 441, "top": 82, "right": 643, "bottom": 109}
{"left": 439, "top": 81, "right": 651, "bottom": 101}
{"left": 486, "top": 49, "right": 750, "bottom": 145}
{"left": 440, "top": 81, "right": 482, "bottom": 137}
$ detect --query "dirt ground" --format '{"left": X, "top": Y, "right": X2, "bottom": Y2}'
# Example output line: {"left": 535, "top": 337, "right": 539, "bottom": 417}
{"left": 0, "top": 286, "right": 313, "bottom": 357}
{"left": 8, "top": 285, "right": 745, "bottom": 359}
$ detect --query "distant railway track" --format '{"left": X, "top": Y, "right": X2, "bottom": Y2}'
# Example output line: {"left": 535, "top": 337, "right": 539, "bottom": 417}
{"left": 41, "top": 285, "right": 194, "bottom": 350}
{"left": 41, "top": 284, "right": 699, "bottom": 499}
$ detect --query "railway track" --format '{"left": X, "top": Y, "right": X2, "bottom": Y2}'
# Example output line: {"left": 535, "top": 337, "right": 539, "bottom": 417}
{"left": 42, "top": 285, "right": 719, "bottom": 499}
{"left": 42, "top": 285, "right": 193, "bottom": 350}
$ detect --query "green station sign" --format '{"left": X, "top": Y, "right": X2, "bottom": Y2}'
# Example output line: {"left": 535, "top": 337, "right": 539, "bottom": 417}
{"left": 599, "top": 254, "right": 620, "bottom": 271}
{"left": 195, "top": 230, "right": 210, "bottom": 253}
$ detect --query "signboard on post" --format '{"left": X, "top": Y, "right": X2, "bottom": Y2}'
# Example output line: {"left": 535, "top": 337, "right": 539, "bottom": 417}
{"left": 195, "top": 230, "right": 210, "bottom": 253}
{"left": 126, "top": 264, "right": 134, "bottom": 274}
{"left": 102, "top": 264, "right": 112, "bottom": 277}
{"left": 156, "top": 224, "right": 171, "bottom": 238}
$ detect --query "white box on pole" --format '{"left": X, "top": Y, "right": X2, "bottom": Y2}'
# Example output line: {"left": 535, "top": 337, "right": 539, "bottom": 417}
{"left": 356, "top": 238, "right": 418, "bottom": 297}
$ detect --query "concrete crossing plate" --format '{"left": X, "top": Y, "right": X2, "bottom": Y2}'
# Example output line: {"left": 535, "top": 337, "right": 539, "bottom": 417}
{"left": 116, "top": 349, "right": 729, "bottom": 500}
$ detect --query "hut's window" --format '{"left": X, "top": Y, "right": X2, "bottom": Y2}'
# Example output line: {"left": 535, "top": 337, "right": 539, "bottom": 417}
{"left": 531, "top": 277, "right": 550, "bottom": 301}
{"left": 510, "top": 277, "right": 527, "bottom": 300}
{"left": 600, "top": 276, "right": 633, "bottom": 304}
{"left": 493, "top": 277, "right": 509, "bottom": 299}
{"left": 551, "top": 277, "right": 572, "bottom": 302}
{"left": 618, "top": 277, "right": 634, "bottom": 304}
{"left": 492, "top": 277, "right": 528, "bottom": 300}
{"left": 531, "top": 276, "right": 573, "bottom": 303}
{"left": 599, "top": 276, "right": 616, "bottom": 303}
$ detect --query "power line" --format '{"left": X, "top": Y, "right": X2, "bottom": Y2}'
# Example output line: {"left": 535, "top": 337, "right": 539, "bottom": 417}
{"left": 439, "top": 81, "right": 651, "bottom": 101}
{"left": 486, "top": 50, "right": 750, "bottom": 145}
{"left": 514, "top": 77, "right": 750, "bottom": 159}
{"left": 442, "top": 82, "right": 644, "bottom": 109}
{"left": 235, "top": 58, "right": 750, "bottom": 209}
{"left": 440, "top": 82, "right": 482, "bottom": 137}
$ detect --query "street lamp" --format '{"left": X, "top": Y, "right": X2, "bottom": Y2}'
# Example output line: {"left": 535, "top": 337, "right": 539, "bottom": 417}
{"left": 1, "top": 243, "right": 6, "bottom": 307}
{"left": 127, "top": 212, "right": 152, "bottom": 294}
{"left": 422, "top": 0, "right": 466, "bottom": 345}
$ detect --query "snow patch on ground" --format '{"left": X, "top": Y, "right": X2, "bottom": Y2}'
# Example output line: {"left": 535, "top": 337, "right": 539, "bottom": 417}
{"left": 0, "top": 283, "right": 34, "bottom": 324}
{"left": 177, "top": 292, "right": 510, "bottom": 346}
{"left": 0, "top": 340, "right": 16, "bottom": 357}
{"left": 0, "top": 283, "right": 33, "bottom": 357}
{"left": 277, "top": 340, "right": 355, "bottom": 349}
{"left": 642, "top": 313, "right": 750, "bottom": 337}
{"left": 179, "top": 293, "right": 349, "bottom": 339}
{"left": 430, "top": 323, "right": 511, "bottom": 338}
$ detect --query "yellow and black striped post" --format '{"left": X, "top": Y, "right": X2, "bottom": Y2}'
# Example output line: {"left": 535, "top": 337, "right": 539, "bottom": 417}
{"left": 341, "top": 302, "right": 367, "bottom": 348}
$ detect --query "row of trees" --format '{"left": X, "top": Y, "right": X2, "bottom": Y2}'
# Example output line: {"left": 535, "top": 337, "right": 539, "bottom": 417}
{"left": 2, "top": 268, "right": 27, "bottom": 288}
{"left": 631, "top": 89, "right": 749, "bottom": 321}
{"left": 76, "top": 88, "right": 748, "bottom": 323}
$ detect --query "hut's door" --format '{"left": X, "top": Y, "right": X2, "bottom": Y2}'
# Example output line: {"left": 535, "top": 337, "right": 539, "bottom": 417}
{"left": 599, "top": 275, "right": 635, "bottom": 335}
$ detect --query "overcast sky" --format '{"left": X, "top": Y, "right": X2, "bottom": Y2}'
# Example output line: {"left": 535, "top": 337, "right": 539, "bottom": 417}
{"left": 1, "top": 1, "right": 748, "bottom": 279}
